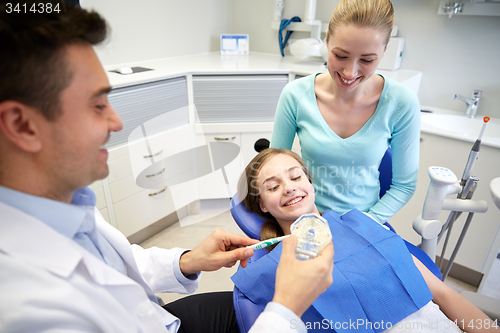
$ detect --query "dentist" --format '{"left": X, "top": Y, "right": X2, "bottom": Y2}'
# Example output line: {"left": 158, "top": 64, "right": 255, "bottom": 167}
{"left": 0, "top": 2, "right": 333, "bottom": 332}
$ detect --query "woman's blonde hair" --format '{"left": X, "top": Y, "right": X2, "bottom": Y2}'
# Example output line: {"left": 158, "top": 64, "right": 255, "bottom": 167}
{"left": 325, "top": 0, "right": 394, "bottom": 46}
{"left": 237, "top": 148, "right": 313, "bottom": 242}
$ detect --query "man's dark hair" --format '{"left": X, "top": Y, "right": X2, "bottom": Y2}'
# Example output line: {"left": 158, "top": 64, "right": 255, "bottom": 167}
{"left": 0, "top": 1, "right": 108, "bottom": 120}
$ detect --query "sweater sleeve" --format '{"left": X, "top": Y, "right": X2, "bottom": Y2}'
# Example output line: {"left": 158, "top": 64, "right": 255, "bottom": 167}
{"left": 270, "top": 81, "right": 299, "bottom": 150}
{"left": 367, "top": 87, "right": 421, "bottom": 223}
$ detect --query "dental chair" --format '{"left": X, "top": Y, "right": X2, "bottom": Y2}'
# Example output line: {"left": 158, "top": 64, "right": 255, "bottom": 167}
{"left": 230, "top": 147, "right": 443, "bottom": 332}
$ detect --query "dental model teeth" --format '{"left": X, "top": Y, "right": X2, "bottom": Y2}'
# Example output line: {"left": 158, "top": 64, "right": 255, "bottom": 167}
{"left": 291, "top": 214, "right": 332, "bottom": 260}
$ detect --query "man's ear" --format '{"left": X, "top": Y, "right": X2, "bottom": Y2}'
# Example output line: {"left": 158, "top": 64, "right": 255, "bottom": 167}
{"left": 259, "top": 199, "right": 269, "bottom": 213}
{"left": 0, "top": 101, "right": 44, "bottom": 153}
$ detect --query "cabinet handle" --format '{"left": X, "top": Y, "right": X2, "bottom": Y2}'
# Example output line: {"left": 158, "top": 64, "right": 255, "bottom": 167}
{"left": 146, "top": 168, "right": 165, "bottom": 178}
{"left": 144, "top": 149, "right": 163, "bottom": 158}
{"left": 214, "top": 136, "right": 236, "bottom": 141}
{"left": 148, "top": 187, "right": 167, "bottom": 196}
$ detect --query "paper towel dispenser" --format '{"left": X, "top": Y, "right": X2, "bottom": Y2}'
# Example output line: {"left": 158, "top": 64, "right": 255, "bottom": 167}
{"left": 377, "top": 37, "right": 405, "bottom": 71}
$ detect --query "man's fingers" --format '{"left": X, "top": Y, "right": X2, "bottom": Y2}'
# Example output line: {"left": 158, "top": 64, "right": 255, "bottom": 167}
{"left": 281, "top": 234, "right": 298, "bottom": 256}
{"left": 218, "top": 247, "right": 254, "bottom": 269}
{"left": 217, "top": 229, "right": 260, "bottom": 248}
{"left": 319, "top": 242, "right": 334, "bottom": 261}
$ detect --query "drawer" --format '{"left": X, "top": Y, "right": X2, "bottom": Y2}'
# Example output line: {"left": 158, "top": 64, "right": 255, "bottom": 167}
{"left": 113, "top": 187, "right": 176, "bottom": 237}
{"left": 108, "top": 155, "right": 133, "bottom": 184}
{"left": 99, "top": 208, "right": 110, "bottom": 223}
{"left": 196, "top": 133, "right": 243, "bottom": 199}
{"left": 88, "top": 180, "right": 106, "bottom": 210}
{"left": 88, "top": 180, "right": 103, "bottom": 190}
{"left": 108, "top": 143, "right": 129, "bottom": 162}
{"left": 110, "top": 165, "right": 198, "bottom": 204}
{"left": 94, "top": 186, "right": 107, "bottom": 210}
{"left": 126, "top": 125, "right": 195, "bottom": 184}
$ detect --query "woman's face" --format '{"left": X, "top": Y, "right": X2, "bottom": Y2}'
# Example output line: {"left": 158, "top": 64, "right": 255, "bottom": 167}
{"left": 326, "top": 24, "right": 387, "bottom": 93}
{"left": 256, "top": 154, "right": 316, "bottom": 233}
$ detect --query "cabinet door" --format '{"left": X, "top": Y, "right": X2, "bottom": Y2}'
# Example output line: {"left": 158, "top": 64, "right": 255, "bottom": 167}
{"left": 192, "top": 75, "right": 288, "bottom": 123}
{"left": 108, "top": 77, "right": 189, "bottom": 149}
{"left": 240, "top": 132, "right": 272, "bottom": 166}
{"left": 113, "top": 187, "right": 176, "bottom": 237}
{"left": 196, "top": 133, "right": 242, "bottom": 199}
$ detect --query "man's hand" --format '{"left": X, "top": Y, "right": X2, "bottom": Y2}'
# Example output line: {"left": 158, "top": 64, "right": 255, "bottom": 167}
{"left": 179, "top": 228, "right": 259, "bottom": 276}
{"left": 272, "top": 235, "right": 334, "bottom": 318}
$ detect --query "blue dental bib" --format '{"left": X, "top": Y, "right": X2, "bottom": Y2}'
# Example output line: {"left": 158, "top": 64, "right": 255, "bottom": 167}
{"left": 231, "top": 209, "right": 433, "bottom": 332}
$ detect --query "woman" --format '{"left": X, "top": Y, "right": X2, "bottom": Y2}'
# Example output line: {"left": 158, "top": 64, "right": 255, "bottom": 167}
{"left": 271, "top": 0, "right": 419, "bottom": 223}
{"left": 233, "top": 148, "right": 498, "bottom": 333}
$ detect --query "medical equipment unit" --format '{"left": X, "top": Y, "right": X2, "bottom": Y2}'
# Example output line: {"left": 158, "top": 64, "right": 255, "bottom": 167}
{"left": 413, "top": 117, "right": 490, "bottom": 281}
{"left": 274, "top": 0, "right": 403, "bottom": 68}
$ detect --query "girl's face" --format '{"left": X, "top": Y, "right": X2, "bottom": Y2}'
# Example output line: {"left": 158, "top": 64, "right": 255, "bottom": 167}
{"left": 326, "top": 24, "right": 387, "bottom": 93}
{"left": 256, "top": 154, "right": 318, "bottom": 234}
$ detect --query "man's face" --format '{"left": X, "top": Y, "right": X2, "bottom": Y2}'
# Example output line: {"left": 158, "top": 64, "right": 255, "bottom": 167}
{"left": 41, "top": 43, "right": 122, "bottom": 193}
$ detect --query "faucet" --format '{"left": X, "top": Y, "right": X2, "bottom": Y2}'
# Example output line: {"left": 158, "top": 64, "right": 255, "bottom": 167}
{"left": 453, "top": 90, "right": 482, "bottom": 118}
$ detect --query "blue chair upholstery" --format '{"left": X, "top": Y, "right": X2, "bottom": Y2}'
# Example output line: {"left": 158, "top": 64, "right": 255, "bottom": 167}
{"left": 379, "top": 147, "right": 393, "bottom": 198}
{"left": 230, "top": 147, "right": 440, "bottom": 332}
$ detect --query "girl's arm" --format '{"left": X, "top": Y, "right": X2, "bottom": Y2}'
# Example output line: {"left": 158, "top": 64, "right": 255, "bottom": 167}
{"left": 412, "top": 255, "right": 499, "bottom": 332}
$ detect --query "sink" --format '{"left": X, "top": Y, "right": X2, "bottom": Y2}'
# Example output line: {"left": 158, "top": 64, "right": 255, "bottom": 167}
{"left": 421, "top": 114, "right": 500, "bottom": 140}
{"left": 420, "top": 110, "right": 500, "bottom": 148}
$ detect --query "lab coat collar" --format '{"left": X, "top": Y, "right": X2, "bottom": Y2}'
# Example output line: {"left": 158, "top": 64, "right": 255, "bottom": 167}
{"left": 0, "top": 185, "right": 86, "bottom": 239}
{"left": 0, "top": 202, "right": 138, "bottom": 288}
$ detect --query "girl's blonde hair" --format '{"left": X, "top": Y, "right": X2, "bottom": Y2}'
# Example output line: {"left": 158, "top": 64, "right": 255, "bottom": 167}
{"left": 325, "top": 0, "right": 394, "bottom": 46}
{"left": 237, "top": 148, "right": 313, "bottom": 242}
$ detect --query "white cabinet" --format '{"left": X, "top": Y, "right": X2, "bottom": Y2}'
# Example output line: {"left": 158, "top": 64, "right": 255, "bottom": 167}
{"left": 192, "top": 74, "right": 287, "bottom": 200}
{"left": 241, "top": 132, "right": 273, "bottom": 166}
{"left": 88, "top": 180, "right": 110, "bottom": 223}
{"left": 97, "top": 76, "right": 192, "bottom": 238}
{"left": 196, "top": 133, "right": 242, "bottom": 199}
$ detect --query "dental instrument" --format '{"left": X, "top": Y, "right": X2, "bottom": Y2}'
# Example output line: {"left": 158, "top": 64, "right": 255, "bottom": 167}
{"left": 460, "top": 116, "right": 489, "bottom": 190}
{"left": 246, "top": 235, "right": 291, "bottom": 250}
{"left": 436, "top": 116, "right": 490, "bottom": 280}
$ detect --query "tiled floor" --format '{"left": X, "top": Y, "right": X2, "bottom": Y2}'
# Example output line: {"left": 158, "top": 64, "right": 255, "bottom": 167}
{"left": 139, "top": 199, "right": 500, "bottom": 306}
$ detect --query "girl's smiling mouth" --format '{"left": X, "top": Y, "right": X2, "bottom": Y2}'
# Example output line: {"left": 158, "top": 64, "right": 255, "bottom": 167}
{"left": 283, "top": 196, "right": 305, "bottom": 207}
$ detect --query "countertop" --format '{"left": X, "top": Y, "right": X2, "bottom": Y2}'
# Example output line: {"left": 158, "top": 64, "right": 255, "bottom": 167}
{"left": 104, "top": 51, "right": 422, "bottom": 89}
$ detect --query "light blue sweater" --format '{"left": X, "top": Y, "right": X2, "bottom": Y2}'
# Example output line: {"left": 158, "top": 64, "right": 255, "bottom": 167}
{"left": 270, "top": 74, "right": 420, "bottom": 223}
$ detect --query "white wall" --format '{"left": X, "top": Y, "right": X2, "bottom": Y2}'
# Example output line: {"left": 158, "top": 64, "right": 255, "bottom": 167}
{"left": 231, "top": 0, "right": 500, "bottom": 118}
{"left": 83, "top": 0, "right": 231, "bottom": 66}
{"left": 81, "top": 0, "right": 499, "bottom": 115}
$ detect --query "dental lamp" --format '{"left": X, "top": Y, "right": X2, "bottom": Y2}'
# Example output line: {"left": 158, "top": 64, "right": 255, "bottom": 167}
{"left": 288, "top": 0, "right": 328, "bottom": 61}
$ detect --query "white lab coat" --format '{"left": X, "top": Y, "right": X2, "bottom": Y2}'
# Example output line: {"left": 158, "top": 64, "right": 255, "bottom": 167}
{"left": 0, "top": 201, "right": 197, "bottom": 332}
{"left": 0, "top": 201, "right": 297, "bottom": 333}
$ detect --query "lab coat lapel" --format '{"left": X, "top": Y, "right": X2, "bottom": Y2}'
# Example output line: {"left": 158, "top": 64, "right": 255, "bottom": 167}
{"left": 0, "top": 202, "right": 136, "bottom": 287}
{"left": 94, "top": 208, "right": 140, "bottom": 271}
{"left": 94, "top": 208, "right": 158, "bottom": 302}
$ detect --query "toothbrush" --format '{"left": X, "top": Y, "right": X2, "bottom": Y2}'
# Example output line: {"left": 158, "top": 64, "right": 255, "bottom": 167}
{"left": 246, "top": 235, "right": 291, "bottom": 250}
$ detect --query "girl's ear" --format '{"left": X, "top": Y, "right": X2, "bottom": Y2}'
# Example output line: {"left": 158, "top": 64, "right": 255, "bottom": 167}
{"left": 259, "top": 199, "right": 269, "bottom": 213}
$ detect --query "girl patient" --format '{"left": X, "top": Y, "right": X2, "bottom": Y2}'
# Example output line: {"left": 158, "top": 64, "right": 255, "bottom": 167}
{"left": 232, "top": 148, "right": 498, "bottom": 333}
